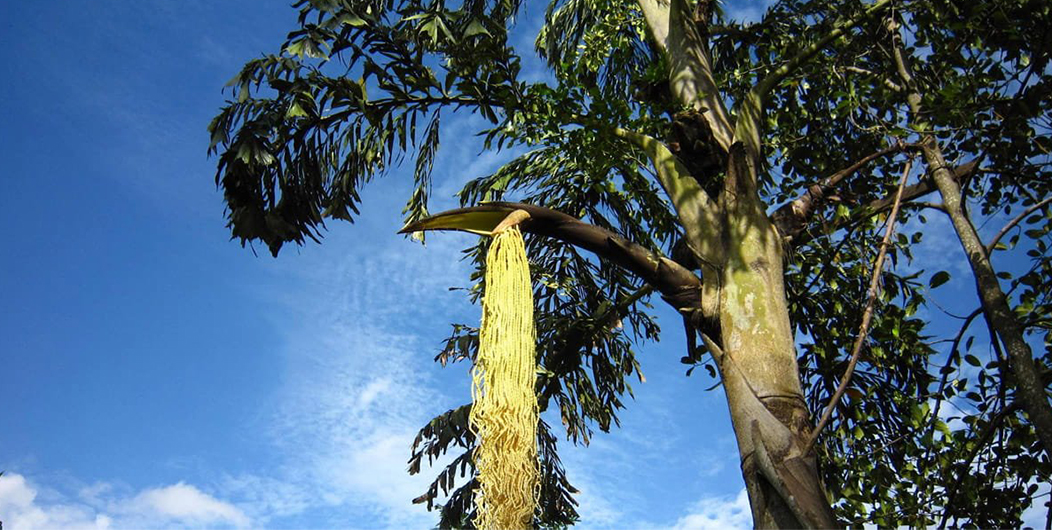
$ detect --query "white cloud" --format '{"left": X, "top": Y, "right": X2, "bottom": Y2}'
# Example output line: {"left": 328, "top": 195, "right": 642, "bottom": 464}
{"left": 564, "top": 473, "right": 626, "bottom": 529}
{"left": 129, "top": 483, "right": 249, "bottom": 528}
{"left": 0, "top": 473, "right": 109, "bottom": 530}
{"left": 215, "top": 474, "right": 312, "bottom": 524}
{"left": 265, "top": 315, "right": 462, "bottom": 528}
{"left": 240, "top": 212, "right": 477, "bottom": 527}
{"left": 0, "top": 473, "right": 248, "bottom": 530}
{"left": 671, "top": 488, "right": 752, "bottom": 530}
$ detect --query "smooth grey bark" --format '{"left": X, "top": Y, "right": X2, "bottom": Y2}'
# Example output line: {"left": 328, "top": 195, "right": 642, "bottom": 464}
{"left": 889, "top": 19, "right": 1052, "bottom": 461}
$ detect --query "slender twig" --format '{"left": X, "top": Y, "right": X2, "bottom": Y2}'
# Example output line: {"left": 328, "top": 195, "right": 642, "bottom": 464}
{"left": 922, "top": 307, "right": 983, "bottom": 465}
{"left": 805, "top": 159, "right": 913, "bottom": 453}
{"left": 985, "top": 196, "right": 1052, "bottom": 254}
{"left": 752, "top": 0, "right": 893, "bottom": 100}
{"left": 841, "top": 65, "right": 903, "bottom": 92}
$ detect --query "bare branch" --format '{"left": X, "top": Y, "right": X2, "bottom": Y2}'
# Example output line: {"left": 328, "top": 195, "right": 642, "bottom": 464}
{"left": 985, "top": 197, "right": 1052, "bottom": 254}
{"left": 400, "top": 202, "right": 714, "bottom": 331}
{"left": 806, "top": 158, "right": 913, "bottom": 453}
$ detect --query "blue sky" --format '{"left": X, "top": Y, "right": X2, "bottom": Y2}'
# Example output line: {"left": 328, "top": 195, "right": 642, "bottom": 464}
{"left": 0, "top": 1, "right": 1045, "bottom": 529}
{"left": 0, "top": 1, "right": 753, "bottom": 528}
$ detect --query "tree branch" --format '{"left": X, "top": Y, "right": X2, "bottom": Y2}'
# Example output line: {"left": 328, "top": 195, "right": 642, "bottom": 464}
{"left": 786, "top": 159, "right": 979, "bottom": 247}
{"left": 637, "top": 0, "right": 734, "bottom": 152}
{"left": 400, "top": 202, "right": 714, "bottom": 333}
{"left": 733, "top": 0, "right": 892, "bottom": 159}
{"left": 841, "top": 66, "right": 903, "bottom": 92}
{"left": 752, "top": 0, "right": 893, "bottom": 101}
{"left": 805, "top": 158, "right": 912, "bottom": 453}
{"left": 985, "top": 197, "right": 1052, "bottom": 254}
{"left": 888, "top": 14, "right": 1052, "bottom": 463}
{"left": 771, "top": 142, "right": 913, "bottom": 240}
{"left": 611, "top": 127, "right": 724, "bottom": 265}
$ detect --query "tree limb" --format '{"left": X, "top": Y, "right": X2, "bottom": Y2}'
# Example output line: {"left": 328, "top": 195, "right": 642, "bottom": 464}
{"left": 985, "top": 197, "right": 1052, "bottom": 254}
{"left": 786, "top": 159, "right": 979, "bottom": 247}
{"left": 400, "top": 202, "right": 715, "bottom": 333}
{"left": 805, "top": 158, "right": 912, "bottom": 453}
{"left": 637, "top": 0, "right": 734, "bottom": 152}
{"left": 752, "top": 0, "right": 893, "bottom": 102}
{"left": 771, "top": 142, "right": 913, "bottom": 240}
{"left": 611, "top": 126, "right": 724, "bottom": 265}
{"left": 888, "top": 14, "right": 1052, "bottom": 464}
{"left": 841, "top": 65, "right": 903, "bottom": 92}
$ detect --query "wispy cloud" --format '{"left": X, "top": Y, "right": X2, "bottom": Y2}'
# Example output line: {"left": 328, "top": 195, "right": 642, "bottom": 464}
{"left": 669, "top": 488, "right": 752, "bottom": 530}
{"left": 237, "top": 206, "right": 480, "bottom": 527}
{"left": 127, "top": 483, "right": 250, "bottom": 528}
{"left": 0, "top": 473, "right": 248, "bottom": 530}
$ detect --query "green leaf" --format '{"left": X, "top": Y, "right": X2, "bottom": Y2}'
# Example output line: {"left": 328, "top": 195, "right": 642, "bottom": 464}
{"left": 965, "top": 354, "right": 981, "bottom": 367}
{"left": 929, "top": 271, "right": 951, "bottom": 288}
{"left": 286, "top": 101, "right": 308, "bottom": 118}
{"left": 464, "top": 19, "right": 490, "bottom": 38}
{"left": 338, "top": 14, "right": 367, "bottom": 27}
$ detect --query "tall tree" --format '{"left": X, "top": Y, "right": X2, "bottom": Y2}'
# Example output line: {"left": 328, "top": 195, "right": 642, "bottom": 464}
{"left": 209, "top": 0, "right": 1052, "bottom": 526}
{"left": 749, "top": 0, "right": 1052, "bottom": 525}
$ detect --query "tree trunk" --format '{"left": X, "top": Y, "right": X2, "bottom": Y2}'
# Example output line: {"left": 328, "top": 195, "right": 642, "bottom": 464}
{"left": 922, "top": 138, "right": 1052, "bottom": 457}
{"left": 888, "top": 19, "right": 1052, "bottom": 461}
{"left": 704, "top": 147, "right": 839, "bottom": 529}
{"left": 634, "top": 0, "right": 861, "bottom": 522}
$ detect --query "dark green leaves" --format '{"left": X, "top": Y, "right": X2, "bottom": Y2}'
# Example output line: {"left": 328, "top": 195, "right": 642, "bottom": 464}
{"left": 210, "top": 0, "right": 526, "bottom": 256}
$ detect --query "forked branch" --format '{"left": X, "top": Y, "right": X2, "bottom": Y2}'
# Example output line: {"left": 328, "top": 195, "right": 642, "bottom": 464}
{"left": 611, "top": 127, "right": 724, "bottom": 265}
{"left": 772, "top": 142, "right": 914, "bottom": 240}
{"left": 637, "top": 0, "right": 734, "bottom": 151}
{"left": 789, "top": 159, "right": 979, "bottom": 247}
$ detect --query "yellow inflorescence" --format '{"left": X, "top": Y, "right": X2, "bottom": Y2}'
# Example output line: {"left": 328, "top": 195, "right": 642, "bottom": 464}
{"left": 470, "top": 226, "right": 540, "bottom": 530}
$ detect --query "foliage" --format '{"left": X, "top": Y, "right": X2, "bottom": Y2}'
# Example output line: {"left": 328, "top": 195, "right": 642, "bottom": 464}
{"left": 741, "top": 0, "right": 1052, "bottom": 525}
{"left": 210, "top": 0, "right": 1052, "bottom": 526}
